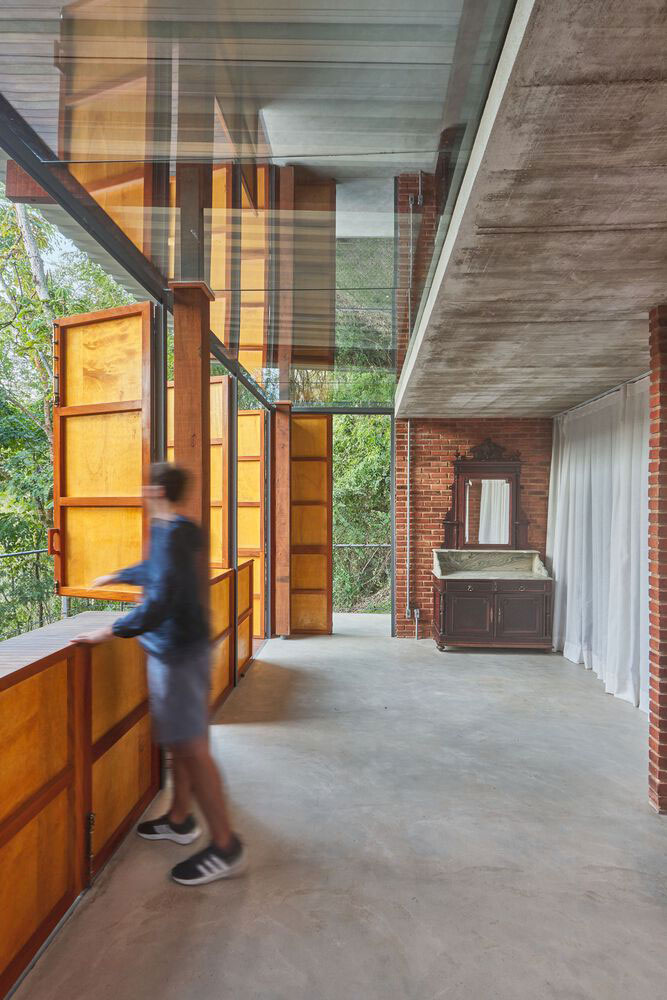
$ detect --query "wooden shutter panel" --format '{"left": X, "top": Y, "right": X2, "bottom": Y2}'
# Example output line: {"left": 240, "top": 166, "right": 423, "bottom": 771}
{"left": 238, "top": 410, "right": 265, "bottom": 638}
{"left": 290, "top": 414, "right": 333, "bottom": 634}
{"left": 52, "top": 302, "right": 154, "bottom": 601}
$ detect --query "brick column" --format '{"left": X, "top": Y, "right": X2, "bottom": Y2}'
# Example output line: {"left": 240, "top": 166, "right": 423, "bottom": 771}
{"left": 649, "top": 305, "right": 667, "bottom": 812}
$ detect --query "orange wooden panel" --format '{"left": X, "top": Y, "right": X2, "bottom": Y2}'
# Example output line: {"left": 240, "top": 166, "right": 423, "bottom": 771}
{"left": 291, "top": 593, "right": 329, "bottom": 633}
{"left": 64, "top": 507, "right": 143, "bottom": 592}
{"left": 211, "top": 445, "right": 224, "bottom": 502}
{"left": 91, "top": 639, "right": 147, "bottom": 744}
{"left": 238, "top": 350, "right": 265, "bottom": 380}
{"left": 92, "top": 713, "right": 152, "bottom": 857}
{"left": 238, "top": 411, "right": 262, "bottom": 456}
{"left": 210, "top": 574, "right": 231, "bottom": 640}
{"left": 0, "top": 789, "right": 71, "bottom": 976}
{"left": 237, "top": 616, "right": 251, "bottom": 670}
{"left": 291, "top": 504, "right": 328, "bottom": 546}
{"left": 291, "top": 460, "right": 327, "bottom": 502}
{"left": 63, "top": 313, "right": 142, "bottom": 406}
{"left": 210, "top": 380, "right": 226, "bottom": 440}
{"left": 209, "top": 634, "right": 232, "bottom": 707}
{"left": 210, "top": 506, "right": 224, "bottom": 564}
{"left": 239, "top": 306, "right": 265, "bottom": 343}
{"left": 237, "top": 563, "right": 252, "bottom": 617}
{"left": 249, "top": 554, "right": 263, "bottom": 594}
{"left": 238, "top": 507, "right": 261, "bottom": 550}
{"left": 240, "top": 256, "right": 265, "bottom": 291}
{"left": 238, "top": 463, "right": 261, "bottom": 503}
{"left": 252, "top": 594, "right": 263, "bottom": 637}
{"left": 0, "top": 661, "right": 68, "bottom": 825}
{"left": 291, "top": 415, "right": 329, "bottom": 458}
{"left": 64, "top": 411, "right": 142, "bottom": 498}
{"left": 292, "top": 553, "right": 328, "bottom": 590}
{"left": 210, "top": 297, "right": 229, "bottom": 345}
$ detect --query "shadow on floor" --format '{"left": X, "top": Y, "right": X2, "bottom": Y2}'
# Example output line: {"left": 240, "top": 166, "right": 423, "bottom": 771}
{"left": 213, "top": 660, "right": 330, "bottom": 725}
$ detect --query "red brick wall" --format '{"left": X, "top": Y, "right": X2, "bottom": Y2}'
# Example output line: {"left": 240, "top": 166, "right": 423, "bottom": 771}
{"left": 394, "top": 418, "right": 553, "bottom": 638}
{"left": 395, "top": 174, "right": 438, "bottom": 372}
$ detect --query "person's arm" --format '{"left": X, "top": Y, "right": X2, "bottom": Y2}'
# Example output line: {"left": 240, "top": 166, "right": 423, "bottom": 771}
{"left": 111, "top": 535, "right": 173, "bottom": 639}
{"left": 112, "top": 559, "right": 150, "bottom": 587}
{"left": 88, "top": 559, "right": 149, "bottom": 591}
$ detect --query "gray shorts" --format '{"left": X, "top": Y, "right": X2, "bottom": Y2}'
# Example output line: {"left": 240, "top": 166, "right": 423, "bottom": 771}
{"left": 146, "top": 642, "right": 211, "bottom": 745}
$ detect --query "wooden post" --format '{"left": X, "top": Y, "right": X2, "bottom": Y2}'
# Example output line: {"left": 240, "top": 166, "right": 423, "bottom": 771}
{"left": 169, "top": 281, "right": 214, "bottom": 590}
{"left": 272, "top": 401, "right": 292, "bottom": 636}
{"left": 276, "top": 167, "right": 294, "bottom": 399}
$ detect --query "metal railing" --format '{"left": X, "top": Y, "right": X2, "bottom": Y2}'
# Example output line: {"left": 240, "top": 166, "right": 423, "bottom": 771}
{"left": 0, "top": 549, "right": 132, "bottom": 641}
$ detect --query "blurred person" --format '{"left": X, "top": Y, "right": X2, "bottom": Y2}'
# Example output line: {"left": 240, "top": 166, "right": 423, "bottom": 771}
{"left": 73, "top": 462, "right": 246, "bottom": 886}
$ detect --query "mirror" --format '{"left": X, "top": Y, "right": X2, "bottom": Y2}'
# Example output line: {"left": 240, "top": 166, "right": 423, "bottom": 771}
{"left": 443, "top": 439, "right": 526, "bottom": 550}
{"left": 464, "top": 478, "right": 510, "bottom": 546}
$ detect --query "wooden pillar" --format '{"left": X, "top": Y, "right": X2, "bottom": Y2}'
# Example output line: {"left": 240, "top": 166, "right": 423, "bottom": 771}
{"left": 272, "top": 401, "right": 292, "bottom": 636}
{"left": 276, "top": 166, "right": 294, "bottom": 399}
{"left": 649, "top": 305, "right": 667, "bottom": 812}
{"left": 169, "top": 281, "right": 214, "bottom": 588}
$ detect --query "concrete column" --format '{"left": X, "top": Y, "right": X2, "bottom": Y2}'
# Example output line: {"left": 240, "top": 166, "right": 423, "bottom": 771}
{"left": 648, "top": 305, "right": 667, "bottom": 812}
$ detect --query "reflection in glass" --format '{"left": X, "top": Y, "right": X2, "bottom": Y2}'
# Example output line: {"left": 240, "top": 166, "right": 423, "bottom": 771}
{"left": 0, "top": 0, "right": 517, "bottom": 409}
{"left": 465, "top": 479, "right": 510, "bottom": 545}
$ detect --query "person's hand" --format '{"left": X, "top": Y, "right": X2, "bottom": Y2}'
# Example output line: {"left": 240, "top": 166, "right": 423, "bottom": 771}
{"left": 70, "top": 626, "right": 114, "bottom": 646}
{"left": 90, "top": 573, "right": 117, "bottom": 589}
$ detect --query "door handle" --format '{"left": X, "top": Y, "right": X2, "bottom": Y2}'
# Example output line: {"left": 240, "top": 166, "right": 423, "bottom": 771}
{"left": 47, "top": 527, "right": 61, "bottom": 556}
{"left": 498, "top": 606, "right": 503, "bottom": 625}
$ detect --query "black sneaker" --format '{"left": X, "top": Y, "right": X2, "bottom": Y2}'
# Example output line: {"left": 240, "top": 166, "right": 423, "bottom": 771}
{"left": 137, "top": 813, "right": 201, "bottom": 845}
{"left": 170, "top": 836, "right": 247, "bottom": 885}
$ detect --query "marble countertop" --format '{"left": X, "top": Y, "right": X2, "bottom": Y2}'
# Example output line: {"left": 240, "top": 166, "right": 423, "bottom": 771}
{"left": 432, "top": 548, "right": 551, "bottom": 580}
{"left": 440, "top": 570, "right": 551, "bottom": 580}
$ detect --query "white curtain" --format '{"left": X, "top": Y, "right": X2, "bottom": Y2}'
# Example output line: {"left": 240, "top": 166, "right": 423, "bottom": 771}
{"left": 547, "top": 379, "right": 649, "bottom": 710}
{"left": 479, "top": 480, "right": 510, "bottom": 544}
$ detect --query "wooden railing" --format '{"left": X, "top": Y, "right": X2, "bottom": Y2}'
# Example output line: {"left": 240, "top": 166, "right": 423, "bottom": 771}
{"left": 0, "top": 563, "right": 255, "bottom": 996}
{"left": 236, "top": 559, "right": 254, "bottom": 676}
{"left": 0, "top": 614, "right": 158, "bottom": 998}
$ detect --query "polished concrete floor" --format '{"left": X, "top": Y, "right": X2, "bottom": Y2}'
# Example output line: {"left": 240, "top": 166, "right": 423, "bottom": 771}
{"left": 15, "top": 614, "right": 667, "bottom": 1000}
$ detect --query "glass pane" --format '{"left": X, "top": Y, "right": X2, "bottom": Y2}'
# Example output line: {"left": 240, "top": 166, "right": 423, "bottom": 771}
{"left": 0, "top": 0, "right": 518, "bottom": 407}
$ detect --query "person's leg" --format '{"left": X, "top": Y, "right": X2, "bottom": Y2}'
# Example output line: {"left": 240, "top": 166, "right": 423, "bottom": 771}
{"left": 172, "top": 736, "right": 233, "bottom": 850}
{"left": 169, "top": 752, "right": 193, "bottom": 824}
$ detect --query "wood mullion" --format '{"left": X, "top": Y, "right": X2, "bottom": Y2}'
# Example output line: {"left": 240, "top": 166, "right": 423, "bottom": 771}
{"left": 57, "top": 400, "right": 142, "bottom": 417}
{"left": 0, "top": 766, "right": 73, "bottom": 850}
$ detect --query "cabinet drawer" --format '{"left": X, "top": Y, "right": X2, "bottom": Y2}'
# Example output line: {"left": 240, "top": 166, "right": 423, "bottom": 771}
{"left": 446, "top": 581, "right": 495, "bottom": 594}
{"left": 496, "top": 581, "right": 550, "bottom": 593}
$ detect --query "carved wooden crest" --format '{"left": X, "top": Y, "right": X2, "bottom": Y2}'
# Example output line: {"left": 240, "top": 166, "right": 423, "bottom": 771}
{"left": 456, "top": 438, "right": 520, "bottom": 463}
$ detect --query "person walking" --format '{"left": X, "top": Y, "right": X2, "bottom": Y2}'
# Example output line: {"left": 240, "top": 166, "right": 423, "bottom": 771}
{"left": 73, "top": 462, "right": 246, "bottom": 886}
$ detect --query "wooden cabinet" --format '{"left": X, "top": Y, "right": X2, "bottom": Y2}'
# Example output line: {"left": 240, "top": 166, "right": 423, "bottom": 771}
{"left": 432, "top": 576, "right": 552, "bottom": 651}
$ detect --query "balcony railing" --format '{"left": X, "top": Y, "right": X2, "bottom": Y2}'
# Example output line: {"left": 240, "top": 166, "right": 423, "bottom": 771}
{"left": 0, "top": 549, "right": 132, "bottom": 641}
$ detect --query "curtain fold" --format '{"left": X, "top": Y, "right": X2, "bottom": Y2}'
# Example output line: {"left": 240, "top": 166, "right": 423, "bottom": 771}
{"left": 479, "top": 479, "right": 509, "bottom": 545}
{"left": 547, "top": 379, "right": 649, "bottom": 710}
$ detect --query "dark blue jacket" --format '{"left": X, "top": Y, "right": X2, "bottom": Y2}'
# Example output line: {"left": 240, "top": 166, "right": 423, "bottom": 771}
{"left": 112, "top": 516, "right": 209, "bottom": 658}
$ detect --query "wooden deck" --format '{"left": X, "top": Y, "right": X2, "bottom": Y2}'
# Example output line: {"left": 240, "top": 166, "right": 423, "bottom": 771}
{"left": 0, "top": 612, "right": 117, "bottom": 689}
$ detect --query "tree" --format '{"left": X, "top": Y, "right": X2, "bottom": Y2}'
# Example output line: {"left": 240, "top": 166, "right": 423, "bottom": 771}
{"left": 0, "top": 187, "right": 132, "bottom": 637}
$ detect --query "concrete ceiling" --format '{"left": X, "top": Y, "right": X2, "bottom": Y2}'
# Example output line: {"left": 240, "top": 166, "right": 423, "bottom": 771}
{"left": 396, "top": 0, "right": 665, "bottom": 418}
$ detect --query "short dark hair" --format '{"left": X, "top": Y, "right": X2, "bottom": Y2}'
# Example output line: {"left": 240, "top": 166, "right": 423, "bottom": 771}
{"left": 150, "top": 462, "right": 189, "bottom": 503}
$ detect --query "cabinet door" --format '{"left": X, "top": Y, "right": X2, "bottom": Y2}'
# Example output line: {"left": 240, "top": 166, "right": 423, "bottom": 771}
{"left": 445, "top": 592, "right": 494, "bottom": 641}
{"left": 495, "top": 594, "right": 544, "bottom": 641}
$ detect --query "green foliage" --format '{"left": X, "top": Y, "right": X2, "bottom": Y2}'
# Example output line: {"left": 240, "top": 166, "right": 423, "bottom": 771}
{"left": 0, "top": 188, "right": 132, "bottom": 638}
{"left": 332, "top": 414, "right": 391, "bottom": 612}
